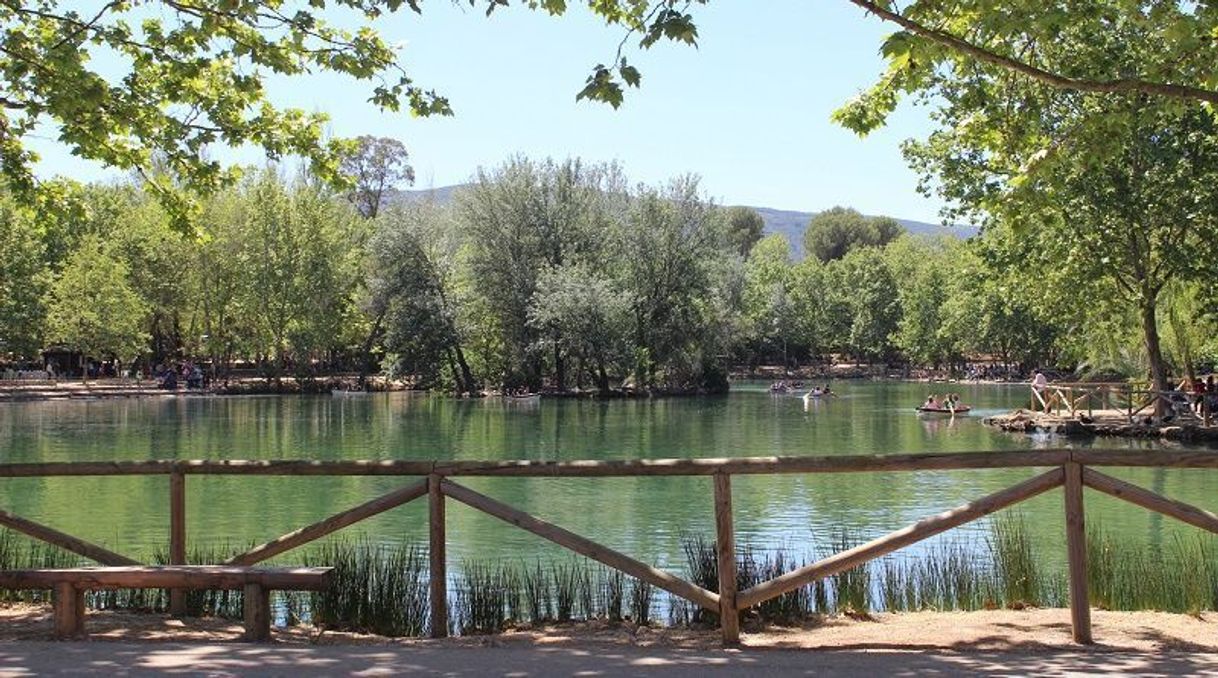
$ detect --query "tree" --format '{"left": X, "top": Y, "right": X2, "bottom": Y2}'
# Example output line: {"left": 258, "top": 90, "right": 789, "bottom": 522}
{"left": 0, "top": 196, "right": 48, "bottom": 359}
{"left": 885, "top": 236, "right": 957, "bottom": 369}
{"left": 615, "top": 176, "right": 728, "bottom": 389}
{"left": 741, "top": 234, "right": 797, "bottom": 370}
{"left": 824, "top": 247, "right": 899, "bottom": 364}
{"left": 235, "top": 171, "right": 364, "bottom": 379}
{"left": 45, "top": 237, "right": 148, "bottom": 377}
{"left": 371, "top": 201, "right": 477, "bottom": 395}
{"left": 724, "top": 206, "right": 765, "bottom": 257}
{"left": 938, "top": 244, "right": 1060, "bottom": 372}
{"left": 342, "top": 136, "right": 416, "bottom": 219}
{"left": 528, "top": 266, "right": 633, "bottom": 393}
{"left": 836, "top": 0, "right": 1218, "bottom": 135}
{"left": 802, "top": 207, "right": 903, "bottom": 263}
{"left": 902, "top": 65, "right": 1218, "bottom": 401}
{"left": 459, "top": 157, "right": 620, "bottom": 390}
{"left": 0, "top": 1, "right": 707, "bottom": 223}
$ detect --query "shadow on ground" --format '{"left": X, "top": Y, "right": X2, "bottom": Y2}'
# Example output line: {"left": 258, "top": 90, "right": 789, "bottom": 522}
{"left": 1, "top": 641, "right": 1216, "bottom": 676}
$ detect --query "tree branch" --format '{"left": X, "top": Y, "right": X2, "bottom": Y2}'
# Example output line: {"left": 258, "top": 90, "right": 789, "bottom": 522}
{"left": 848, "top": 0, "right": 1218, "bottom": 106}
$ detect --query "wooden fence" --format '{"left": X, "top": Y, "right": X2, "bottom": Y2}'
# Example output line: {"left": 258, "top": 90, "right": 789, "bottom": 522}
{"left": 1031, "top": 382, "right": 1211, "bottom": 425}
{"left": 3, "top": 448, "right": 1218, "bottom": 644}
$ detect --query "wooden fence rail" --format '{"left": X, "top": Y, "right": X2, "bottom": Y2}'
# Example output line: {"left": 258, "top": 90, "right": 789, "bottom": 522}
{"left": 3, "top": 448, "right": 1218, "bottom": 645}
{"left": 1030, "top": 383, "right": 1212, "bottom": 425}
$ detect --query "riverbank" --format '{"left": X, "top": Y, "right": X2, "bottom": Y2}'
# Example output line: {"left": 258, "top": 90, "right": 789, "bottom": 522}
{"left": 984, "top": 409, "right": 1218, "bottom": 443}
{"left": 0, "top": 377, "right": 415, "bottom": 402}
{"left": 2, "top": 604, "right": 1216, "bottom": 653}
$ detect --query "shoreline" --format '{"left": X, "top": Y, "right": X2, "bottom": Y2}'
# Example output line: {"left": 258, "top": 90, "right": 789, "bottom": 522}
{"left": 984, "top": 409, "right": 1218, "bottom": 443}
{"left": 0, "top": 372, "right": 1026, "bottom": 404}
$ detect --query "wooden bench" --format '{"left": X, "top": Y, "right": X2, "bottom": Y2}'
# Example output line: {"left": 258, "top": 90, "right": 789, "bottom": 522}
{"left": 0, "top": 565, "right": 332, "bottom": 641}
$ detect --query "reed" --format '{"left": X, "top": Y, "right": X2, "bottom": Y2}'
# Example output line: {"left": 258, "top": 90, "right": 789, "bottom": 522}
{"left": 628, "top": 577, "right": 654, "bottom": 625}
{"left": 0, "top": 530, "right": 76, "bottom": 605}
{"left": 7, "top": 517, "right": 1218, "bottom": 638}
{"left": 823, "top": 531, "right": 871, "bottom": 615}
{"left": 456, "top": 561, "right": 513, "bottom": 634}
{"left": 1085, "top": 527, "right": 1218, "bottom": 614}
{"left": 520, "top": 559, "right": 551, "bottom": 623}
{"left": 988, "top": 514, "right": 1041, "bottom": 608}
{"left": 602, "top": 567, "right": 625, "bottom": 622}
{"left": 551, "top": 559, "right": 579, "bottom": 623}
{"left": 304, "top": 539, "right": 429, "bottom": 637}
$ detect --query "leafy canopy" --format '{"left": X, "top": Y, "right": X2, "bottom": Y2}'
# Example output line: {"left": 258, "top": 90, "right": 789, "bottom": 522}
{"left": 0, "top": 1, "right": 701, "bottom": 227}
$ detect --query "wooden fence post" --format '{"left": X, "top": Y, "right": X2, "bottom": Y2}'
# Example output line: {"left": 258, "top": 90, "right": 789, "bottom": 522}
{"left": 1064, "top": 462, "right": 1092, "bottom": 643}
{"left": 169, "top": 470, "right": 186, "bottom": 616}
{"left": 713, "top": 473, "right": 739, "bottom": 644}
{"left": 429, "top": 474, "right": 447, "bottom": 638}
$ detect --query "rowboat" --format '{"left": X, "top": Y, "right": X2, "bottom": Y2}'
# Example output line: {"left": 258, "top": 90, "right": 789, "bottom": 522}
{"left": 915, "top": 405, "right": 971, "bottom": 415}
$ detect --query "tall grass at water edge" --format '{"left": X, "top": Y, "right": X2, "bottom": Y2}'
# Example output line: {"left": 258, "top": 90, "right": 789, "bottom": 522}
{"left": 5, "top": 515, "right": 1218, "bottom": 637}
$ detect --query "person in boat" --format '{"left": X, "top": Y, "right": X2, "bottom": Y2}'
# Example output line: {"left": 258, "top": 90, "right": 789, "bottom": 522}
{"left": 924, "top": 395, "right": 941, "bottom": 409}
{"left": 946, "top": 393, "right": 963, "bottom": 411}
{"left": 822, "top": 385, "right": 835, "bottom": 397}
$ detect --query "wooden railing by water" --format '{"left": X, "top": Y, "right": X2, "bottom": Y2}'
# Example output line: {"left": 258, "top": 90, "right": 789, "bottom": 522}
{"left": 1031, "top": 382, "right": 1212, "bottom": 425}
{"left": 3, "top": 448, "right": 1218, "bottom": 644}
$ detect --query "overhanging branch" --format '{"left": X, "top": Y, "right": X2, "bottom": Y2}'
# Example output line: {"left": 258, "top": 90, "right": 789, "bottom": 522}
{"left": 849, "top": 0, "right": 1218, "bottom": 106}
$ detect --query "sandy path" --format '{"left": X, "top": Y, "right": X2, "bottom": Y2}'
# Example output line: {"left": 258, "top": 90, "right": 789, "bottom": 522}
{"left": 3, "top": 605, "right": 1218, "bottom": 652}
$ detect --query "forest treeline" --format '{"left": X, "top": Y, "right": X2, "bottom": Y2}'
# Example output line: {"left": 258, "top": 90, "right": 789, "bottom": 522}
{"left": 2, "top": 154, "right": 1215, "bottom": 394}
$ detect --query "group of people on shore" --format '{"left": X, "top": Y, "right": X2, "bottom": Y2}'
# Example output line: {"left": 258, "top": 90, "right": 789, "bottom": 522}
{"left": 150, "top": 362, "right": 206, "bottom": 390}
{"left": 1181, "top": 376, "right": 1217, "bottom": 418}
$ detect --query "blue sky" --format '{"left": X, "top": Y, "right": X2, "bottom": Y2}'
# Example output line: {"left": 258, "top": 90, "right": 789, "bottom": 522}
{"left": 30, "top": 1, "right": 946, "bottom": 222}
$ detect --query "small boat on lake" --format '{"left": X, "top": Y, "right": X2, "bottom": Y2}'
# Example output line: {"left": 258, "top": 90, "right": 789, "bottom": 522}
{"left": 331, "top": 388, "right": 372, "bottom": 396}
{"left": 916, "top": 405, "right": 972, "bottom": 415}
{"left": 505, "top": 392, "right": 541, "bottom": 403}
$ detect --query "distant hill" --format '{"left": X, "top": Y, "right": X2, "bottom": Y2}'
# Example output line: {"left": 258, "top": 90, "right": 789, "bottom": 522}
{"left": 745, "top": 206, "right": 977, "bottom": 257}
{"left": 395, "top": 186, "right": 976, "bottom": 256}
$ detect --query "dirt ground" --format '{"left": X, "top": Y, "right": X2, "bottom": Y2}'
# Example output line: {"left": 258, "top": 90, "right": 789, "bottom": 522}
{"left": 2, "top": 604, "right": 1216, "bottom": 653}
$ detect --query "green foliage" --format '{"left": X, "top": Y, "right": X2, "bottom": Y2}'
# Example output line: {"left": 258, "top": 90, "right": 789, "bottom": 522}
{"left": 802, "top": 206, "right": 904, "bottom": 263}
{"left": 0, "top": 197, "right": 48, "bottom": 358}
{"left": 724, "top": 206, "right": 766, "bottom": 256}
{"left": 885, "top": 236, "right": 959, "bottom": 368}
{"left": 835, "top": 1, "right": 1218, "bottom": 135}
{"left": 893, "top": 21, "right": 1218, "bottom": 390}
{"left": 45, "top": 236, "right": 149, "bottom": 366}
{"left": 825, "top": 246, "right": 900, "bottom": 363}
{"left": 230, "top": 172, "right": 366, "bottom": 377}
{"left": 528, "top": 266, "right": 634, "bottom": 393}
{"left": 371, "top": 200, "right": 475, "bottom": 392}
{"left": 0, "top": 2, "right": 707, "bottom": 226}
{"left": 341, "top": 136, "right": 415, "bottom": 219}
{"left": 741, "top": 234, "right": 797, "bottom": 366}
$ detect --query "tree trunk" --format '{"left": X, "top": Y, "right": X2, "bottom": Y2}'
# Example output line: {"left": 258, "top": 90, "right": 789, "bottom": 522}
{"left": 454, "top": 345, "right": 476, "bottom": 396}
{"left": 596, "top": 356, "right": 610, "bottom": 394}
{"left": 554, "top": 343, "right": 566, "bottom": 393}
{"left": 1140, "top": 299, "right": 1170, "bottom": 417}
{"left": 445, "top": 348, "right": 466, "bottom": 396}
{"left": 357, "top": 310, "right": 387, "bottom": 389}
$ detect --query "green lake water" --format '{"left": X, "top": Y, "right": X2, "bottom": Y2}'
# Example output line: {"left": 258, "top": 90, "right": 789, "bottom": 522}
{"left": 1, "top": 381, "right": 1214, "bottom": 571}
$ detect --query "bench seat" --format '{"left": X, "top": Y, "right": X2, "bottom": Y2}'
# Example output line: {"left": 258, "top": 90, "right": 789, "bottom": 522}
{"left": 0, "top": 565, "right": 332, "bottom": 641}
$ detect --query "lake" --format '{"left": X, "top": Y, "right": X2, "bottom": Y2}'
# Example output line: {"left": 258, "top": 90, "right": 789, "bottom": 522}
{"left": 0, "top": 381, "right": 1213, "bottom": 572}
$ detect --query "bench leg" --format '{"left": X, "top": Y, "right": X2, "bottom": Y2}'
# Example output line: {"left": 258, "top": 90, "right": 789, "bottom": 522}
{"left": 242, "top": 583, "right": 270, "bottom": 642}
{"left": 52, "top": 583, "right": 85, "bottom": 639}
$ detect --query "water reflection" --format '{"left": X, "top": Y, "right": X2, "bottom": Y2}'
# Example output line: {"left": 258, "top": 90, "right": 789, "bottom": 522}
{"left": 0, "top": 382, "right": 1214, "bottom": 569}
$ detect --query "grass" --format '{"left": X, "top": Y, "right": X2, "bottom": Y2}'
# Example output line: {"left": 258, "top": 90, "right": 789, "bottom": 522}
{"left": 305, "top": 540, "right": 429, "bottom": 637}
{"left": 4, "top": 514, "right": 1218, "bottom": 637}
